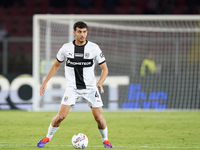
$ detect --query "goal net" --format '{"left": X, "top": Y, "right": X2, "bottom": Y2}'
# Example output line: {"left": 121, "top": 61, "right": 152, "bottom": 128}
{"left": 33, "top": 15, "right": 200, "bottom": 111}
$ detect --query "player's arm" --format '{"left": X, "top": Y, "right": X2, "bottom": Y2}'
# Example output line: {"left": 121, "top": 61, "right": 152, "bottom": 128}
{"left": 96, "top": 62, "right": 108, "bottom": 93}
{"left": 40, "top": 60, "right": 62, "bottom": 95}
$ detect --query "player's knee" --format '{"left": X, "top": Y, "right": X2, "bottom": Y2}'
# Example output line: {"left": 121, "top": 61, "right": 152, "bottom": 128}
{"left": 56, "top": 115, "right": 66, "bottom": 122}
{"left": 94, "top": 116, "right": 104, "bottom": 124}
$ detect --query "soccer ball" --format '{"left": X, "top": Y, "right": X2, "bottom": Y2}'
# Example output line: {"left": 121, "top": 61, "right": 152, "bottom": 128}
{"left": 71, "top": 133, "right": 88, "bottom": 149}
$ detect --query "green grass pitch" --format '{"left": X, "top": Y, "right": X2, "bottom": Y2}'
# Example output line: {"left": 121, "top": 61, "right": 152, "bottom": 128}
{"left": 0, "top": 110, "right": 199, "bottom": 150}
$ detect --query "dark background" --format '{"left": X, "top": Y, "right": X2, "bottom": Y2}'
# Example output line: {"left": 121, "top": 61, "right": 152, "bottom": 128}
{"left": 1, "top": 0, "right": 200, "bottom": 76}
{"left": 0, "top": 0, "right": 200, "bottom": 110}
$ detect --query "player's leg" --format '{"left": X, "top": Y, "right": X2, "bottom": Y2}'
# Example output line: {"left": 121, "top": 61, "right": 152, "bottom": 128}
{"left": 91, "top": 106, "right": 107, "bottom": 129}
{"left": 47, "top": 104, "right": 72, "bottom": 137}
{"left": 84, "top": 88, "right": 113, "bottom": 148}
{"left": 37, "top": 104, "right": 71, "bottom": 148}
{"left": 37, "top": 88, "right": 77, "bottom": 148}
{"left": 91, "top": 107, "right": 114, "bottom": 148}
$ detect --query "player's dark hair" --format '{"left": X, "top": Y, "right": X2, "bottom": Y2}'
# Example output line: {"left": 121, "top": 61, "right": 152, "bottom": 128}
{"left": 73, "top": 21, "right": 88, "bottom": 31}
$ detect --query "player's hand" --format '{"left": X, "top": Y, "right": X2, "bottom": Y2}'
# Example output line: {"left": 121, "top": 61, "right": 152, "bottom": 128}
{"left": 40, "top": 83, "right": 47, "bottom": 96}
{"left": 96, "top": 83, "right": 104, "bottom": 93}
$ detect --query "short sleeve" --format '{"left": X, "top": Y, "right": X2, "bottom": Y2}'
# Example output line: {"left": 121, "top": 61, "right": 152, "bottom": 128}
{"left": 56, "top": 45, "right": 65, "bottom": 62}
{"left": 96, "top": 46, "right": 106, "bottom": 65}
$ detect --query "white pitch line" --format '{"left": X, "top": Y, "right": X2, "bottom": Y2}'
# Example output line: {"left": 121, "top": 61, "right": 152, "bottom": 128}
{"left": 0, "top": 144, "right": 199, "bottom": 149}
{"left": 139, "top": 146, "right": 200, "bottom": 149}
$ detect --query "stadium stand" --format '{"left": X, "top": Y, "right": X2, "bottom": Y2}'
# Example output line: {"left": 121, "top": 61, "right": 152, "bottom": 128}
{"left": 1, "top": 0, "right": 200, "bottom": 37}
{"left": 0, "top": 0, "right": 200, "bottom": 75}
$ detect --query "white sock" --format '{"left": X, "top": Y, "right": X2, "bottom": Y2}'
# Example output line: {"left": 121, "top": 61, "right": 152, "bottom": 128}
{"left": 46, "top": 124, "right": 59, "bottom": 140}
{"left": 98, "top": 126, "right": 108, "bottom": 142}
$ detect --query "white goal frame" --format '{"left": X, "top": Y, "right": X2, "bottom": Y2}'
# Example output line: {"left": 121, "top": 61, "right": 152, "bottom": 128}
{"left": 33, "top": 15, "right": 200, "bottom": 111}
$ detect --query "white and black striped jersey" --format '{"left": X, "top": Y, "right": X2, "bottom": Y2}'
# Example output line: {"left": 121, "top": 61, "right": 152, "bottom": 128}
{"left": 56, "top": 40, "right": 106, "bottom": 89}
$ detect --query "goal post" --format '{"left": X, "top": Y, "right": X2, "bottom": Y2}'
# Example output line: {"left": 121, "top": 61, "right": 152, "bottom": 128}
{"left": 33, "top": 15, "right": 200, "bottom": 111}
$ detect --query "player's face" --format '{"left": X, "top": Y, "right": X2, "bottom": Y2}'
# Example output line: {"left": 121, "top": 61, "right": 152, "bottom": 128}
{"left": 74, "top": 27, "right": 88, "bottom": 45}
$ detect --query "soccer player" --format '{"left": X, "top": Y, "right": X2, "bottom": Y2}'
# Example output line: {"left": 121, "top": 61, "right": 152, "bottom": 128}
{"left": 37, "top": 21, "right": 114, "bottom": 149}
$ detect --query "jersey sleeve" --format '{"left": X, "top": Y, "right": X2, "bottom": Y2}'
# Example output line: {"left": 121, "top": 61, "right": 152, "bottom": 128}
{"left": 56, "top": 45, "right": 65, "bottom": 62}
{"left": 96, "top": 46, "right": 106, "bottom": 65}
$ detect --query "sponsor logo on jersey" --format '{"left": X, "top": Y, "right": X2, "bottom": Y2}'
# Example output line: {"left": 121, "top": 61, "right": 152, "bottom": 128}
{"left": 100, "top": 53, "right": 104, "bottom": 58}
{"left": 67, "top": 60, "right": 91, "bottom": 66}
{"left": 85, "top": 53, "right": 90, "bottom": 58}
{"left": 68, "top": 53, "right": 73, "bottom": 56}
{"left": 66, "top": 58, "right": 93, "bottom": 67}
{"left": 95, "top": 91, "right": 99, "bottom": 98}
{"left": 75, "top": 53, "right": 84, "bottom": 57}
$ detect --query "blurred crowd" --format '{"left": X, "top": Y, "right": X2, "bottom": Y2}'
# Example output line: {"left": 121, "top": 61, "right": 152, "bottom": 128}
{"left": 0, "top": 0, "right": 199, "bottom": 38}
{"left": 0, "top": 0, "right": 200, "bottom": 75}
{"left": 0, "top": 0, "right": 200, "bottom": 16}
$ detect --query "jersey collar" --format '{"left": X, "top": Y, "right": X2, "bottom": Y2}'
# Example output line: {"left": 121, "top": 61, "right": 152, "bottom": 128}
{"left": 73, "top": 40, "right": 88, "bottom": 47}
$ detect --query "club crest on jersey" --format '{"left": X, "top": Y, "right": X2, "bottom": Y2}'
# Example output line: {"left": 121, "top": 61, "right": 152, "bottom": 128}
{"left": 64, "top": 96, "right": 68, "bottom": 101}
{"left": 85, "top": 53, "right": 90, "bottom": 58}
